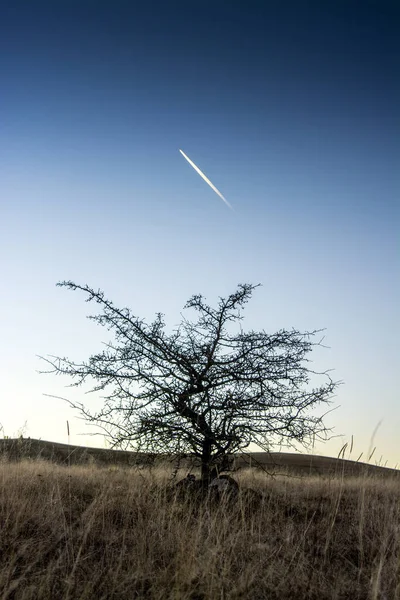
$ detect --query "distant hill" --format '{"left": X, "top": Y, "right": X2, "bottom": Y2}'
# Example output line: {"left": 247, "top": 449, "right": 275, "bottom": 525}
{"left": 1, "top": 438, "right": 398, "bottom": 478}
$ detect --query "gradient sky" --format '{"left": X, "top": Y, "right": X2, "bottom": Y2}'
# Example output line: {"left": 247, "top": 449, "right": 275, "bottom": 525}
{"left": 1, "top": 1, "right": 399, "bottom": 465}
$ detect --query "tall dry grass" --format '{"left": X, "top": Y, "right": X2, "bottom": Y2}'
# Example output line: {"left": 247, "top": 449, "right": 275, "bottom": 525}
{"left": 0, "top": 459, "right": 399, "bottom": 599}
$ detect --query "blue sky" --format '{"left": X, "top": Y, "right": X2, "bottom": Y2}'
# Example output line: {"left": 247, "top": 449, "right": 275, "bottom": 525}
{"left": 1, "top": 1, "right": 399, "bottom": 465}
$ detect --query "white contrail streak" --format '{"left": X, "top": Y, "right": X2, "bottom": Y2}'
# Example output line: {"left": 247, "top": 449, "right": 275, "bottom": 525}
{"left": 179, "top": 149, "right": 233, "bottom": 210}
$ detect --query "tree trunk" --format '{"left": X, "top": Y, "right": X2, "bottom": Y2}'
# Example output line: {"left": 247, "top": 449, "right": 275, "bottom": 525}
{"left": 201, "top": 437, "right": 212, "bottom": 483}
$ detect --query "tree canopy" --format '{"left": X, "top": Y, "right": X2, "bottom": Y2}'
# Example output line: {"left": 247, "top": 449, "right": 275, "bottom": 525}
{"left": 41, "top": 281, "right": 338, "bottom": 480}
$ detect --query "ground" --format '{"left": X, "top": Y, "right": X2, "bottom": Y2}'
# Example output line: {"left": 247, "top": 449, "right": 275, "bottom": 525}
{"left": 1, "top": 457, "right": 399, "bottom": 599}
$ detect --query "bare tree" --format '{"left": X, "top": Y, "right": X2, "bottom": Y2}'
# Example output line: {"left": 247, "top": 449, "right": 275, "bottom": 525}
{"left": 40, "top": 281, "right": 339, "bottom": 482}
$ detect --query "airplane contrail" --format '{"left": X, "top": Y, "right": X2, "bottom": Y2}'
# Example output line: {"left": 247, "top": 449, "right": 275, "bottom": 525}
{"left": 179, "top": 149, "right": 233, "bottom": 210}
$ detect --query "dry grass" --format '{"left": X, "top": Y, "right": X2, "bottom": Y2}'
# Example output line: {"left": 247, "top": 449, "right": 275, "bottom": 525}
{"left": 1, "top": 460, "right": 399, "bottom": 599}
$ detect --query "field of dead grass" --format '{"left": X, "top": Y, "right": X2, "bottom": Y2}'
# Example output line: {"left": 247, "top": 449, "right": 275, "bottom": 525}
{"left": 0, "top": 459, "right": 399, "bottom": 599}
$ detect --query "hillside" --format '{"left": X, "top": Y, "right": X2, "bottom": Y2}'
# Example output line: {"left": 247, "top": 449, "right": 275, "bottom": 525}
{"left": 1, "top": 437, "right": 398, "bottom": 478}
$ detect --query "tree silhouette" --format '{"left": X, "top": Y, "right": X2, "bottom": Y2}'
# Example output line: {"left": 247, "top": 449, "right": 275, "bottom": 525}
{"left": 40, "top": 281, "right": 338, "bottom": 481}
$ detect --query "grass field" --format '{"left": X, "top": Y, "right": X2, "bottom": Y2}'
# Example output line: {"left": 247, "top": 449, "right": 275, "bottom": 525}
{"left": 1, "top": 453, "right": 399, "bottom": 599}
